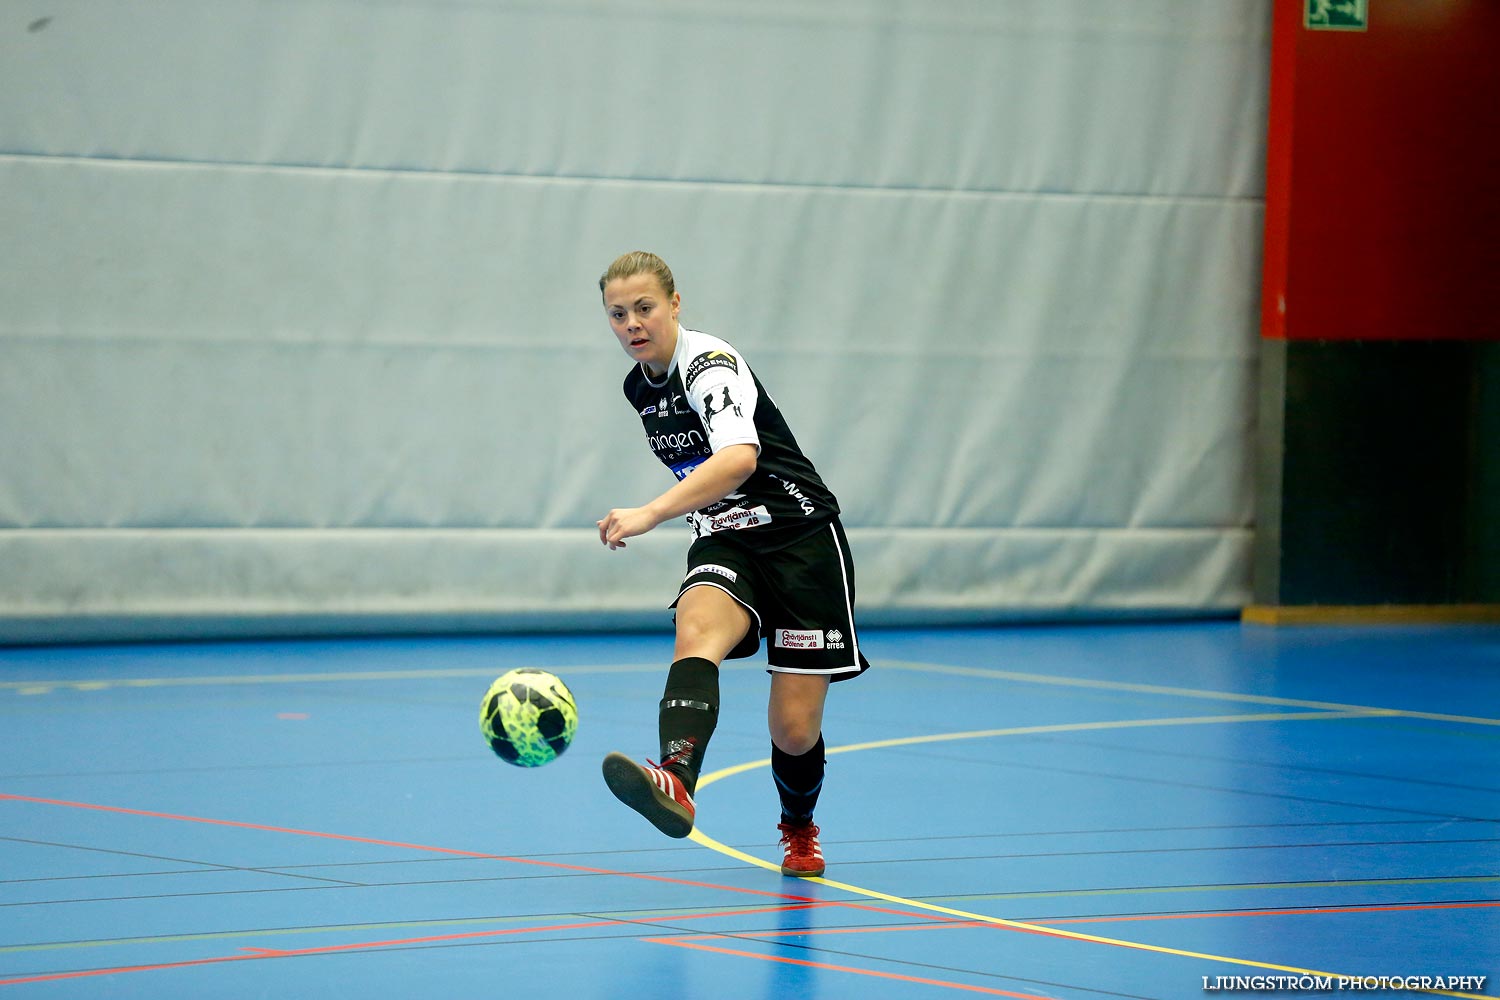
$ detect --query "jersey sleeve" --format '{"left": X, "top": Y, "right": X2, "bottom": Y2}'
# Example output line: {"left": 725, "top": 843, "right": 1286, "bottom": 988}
{"left": 683, "top": 346, "right": 761, "bottom": 454}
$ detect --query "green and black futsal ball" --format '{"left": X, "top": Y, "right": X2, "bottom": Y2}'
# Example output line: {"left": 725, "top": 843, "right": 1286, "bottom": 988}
{"left": 479, "top": 668, "right": 578, "bottom": 767}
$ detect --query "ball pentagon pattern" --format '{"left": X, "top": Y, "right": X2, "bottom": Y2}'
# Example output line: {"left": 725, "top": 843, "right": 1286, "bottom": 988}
{"left": 478, "top": 668, "right": 578, "bottom": 767}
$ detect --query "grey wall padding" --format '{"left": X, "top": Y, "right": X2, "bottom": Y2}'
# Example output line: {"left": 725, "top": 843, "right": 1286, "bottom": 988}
{"left": 0, "top": 1, "right": 1268, "bottom": 641}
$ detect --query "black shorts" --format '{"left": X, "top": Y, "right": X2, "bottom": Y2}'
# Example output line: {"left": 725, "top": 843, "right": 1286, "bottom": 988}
{"left": 672, "top": 519, "right": 870, "bottom": 681}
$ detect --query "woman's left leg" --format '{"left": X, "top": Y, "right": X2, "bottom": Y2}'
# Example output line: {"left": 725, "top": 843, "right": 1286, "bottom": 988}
{"left": 768, "top": 672, "right": 831, "bottom": 876}
{"left": 768, "top": 671, "right": 830, "bottom": 756}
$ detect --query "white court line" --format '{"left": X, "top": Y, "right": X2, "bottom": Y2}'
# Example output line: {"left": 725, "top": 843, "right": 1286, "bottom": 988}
{"left": 0, "top": 662, "right": 722, "bottom": 696}
{"left": 880, "top": 658, "right": 1500, "bottom": 726}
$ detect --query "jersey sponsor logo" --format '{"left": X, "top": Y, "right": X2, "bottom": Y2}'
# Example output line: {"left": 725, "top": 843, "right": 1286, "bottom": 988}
{"left": 647, "top": 429, "right": 706, "bottom": 453}
{"left": 699, "top": 385, "right": 744, "bottom": 432}
{"left": 670, "top": 456, "right": 706, "bottom": 480}
{"left": 688, "top": 563, "right": 738, "bottom": 583}
{"left": 694, "top": 504, "right": 772, "bottom": 534}
{"left": 775, "top": 476, "right": 817, "bottom": 515}
{"left": 684, "top": 350, "right": 739, "bottom": 392}
{"left": 774, "top": 628, "right": 824, "bottom": 650}
{"left": 656, "top": 393, "right": 690, "bottom": 418}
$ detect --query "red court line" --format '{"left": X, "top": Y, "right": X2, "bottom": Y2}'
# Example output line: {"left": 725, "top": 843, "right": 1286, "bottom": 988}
{"left": 0, "top": 898, "right": 966, "bottom": 987}
{"left": 0, "top": 792, "right": 1178, "bottom": 995}
{"left": 0, "top": 793, "right": 814, "bottom": 904}
{"left": 666, "top": 920, "right": 994, "bottom": 942}
{"left": 240, "top": 901, "right": 833, "bottom": 956}
{"left": 647, "top": 938, "right": 1056, "bottom": 999}
{"left": 1030, "top": 899, "right": 1500, "bottom": 925}
{"left": 1, "top": 954, "right": 282, "bottom": 988}
{"left": 0, "top": 920, "right": 627, "bottom": 987}
{"left": 1, "top": 793, "right": 974, "bottom": 988}
{"left": 0, "top": 903, "right": 832, "bottom": 987}
{"left": 0, "top": 793, "right": 1000, "bottom": 929}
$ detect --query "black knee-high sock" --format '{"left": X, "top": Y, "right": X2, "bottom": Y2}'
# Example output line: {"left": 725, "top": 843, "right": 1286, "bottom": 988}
{"left": 658, "top": 656, "right": 719, "bottom": 795}
{"left": 771, "top": 735, "right": 826, "bottom": 823}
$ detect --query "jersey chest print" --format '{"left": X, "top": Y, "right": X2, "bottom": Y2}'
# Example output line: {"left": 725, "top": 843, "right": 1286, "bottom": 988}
{"left": 622, "top": 328, "right": 841, "bottom": 545}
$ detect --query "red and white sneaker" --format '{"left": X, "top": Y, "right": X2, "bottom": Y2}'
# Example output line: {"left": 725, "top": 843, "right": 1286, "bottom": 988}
{"left": 602, "top": 751, "right": 696, "bottom": 839}
{"left": 777, "top": 819, "right": 825, "bottom": 877}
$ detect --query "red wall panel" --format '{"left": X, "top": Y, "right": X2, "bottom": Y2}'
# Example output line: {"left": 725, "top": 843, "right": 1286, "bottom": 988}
{"left": 1261, "top": 0, "right": 1500, "bottom": 341}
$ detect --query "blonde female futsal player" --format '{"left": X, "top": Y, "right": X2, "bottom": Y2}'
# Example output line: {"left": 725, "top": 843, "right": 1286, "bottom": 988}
{"left": 595, "top": 251, "right": 870, "bottom": 878}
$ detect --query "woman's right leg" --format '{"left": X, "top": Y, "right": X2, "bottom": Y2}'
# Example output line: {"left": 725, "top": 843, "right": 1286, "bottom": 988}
{"left": 673, "top": 582, "right": 752, "bottom": 663}
{"left": 661, "top": 583, "right": 751, "bottom": 782}
{"left": 602, "top": 584, "right": 751, "bottom": 838}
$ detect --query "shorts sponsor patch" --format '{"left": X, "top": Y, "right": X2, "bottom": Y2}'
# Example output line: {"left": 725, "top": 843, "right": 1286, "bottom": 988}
{"left": 771, "top": 628, "right": 848, "bottom": 651}
{"left": 774, "top": 628, "right": 825, "bottom": 650}
{"left": 688, "top": 563, "right": 738, "bottom": 583}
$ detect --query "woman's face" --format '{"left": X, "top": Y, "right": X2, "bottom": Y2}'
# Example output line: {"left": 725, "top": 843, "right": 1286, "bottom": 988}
{"left": 603, "top": 272, "right": 680, "bottom": 375}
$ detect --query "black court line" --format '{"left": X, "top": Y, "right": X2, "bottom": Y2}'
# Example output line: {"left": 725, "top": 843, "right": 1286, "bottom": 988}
{"left": 914, "top": 873, "right": 1500, "bottom": 904}
{"left": 1016, "top": 897, "right": 1500, "bottom": 923}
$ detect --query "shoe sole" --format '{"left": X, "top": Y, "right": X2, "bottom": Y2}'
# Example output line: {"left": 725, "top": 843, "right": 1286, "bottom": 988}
{"left": 780, "top": 863, "right": 825, "bottom": 878}
{"left": 601, "top": 752, "right": 694, "bottom": 839}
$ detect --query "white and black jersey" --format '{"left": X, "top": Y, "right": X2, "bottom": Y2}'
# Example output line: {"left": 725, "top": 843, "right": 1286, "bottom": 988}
{"left": 624, "top": 327, "right": 840, "bottom": 551}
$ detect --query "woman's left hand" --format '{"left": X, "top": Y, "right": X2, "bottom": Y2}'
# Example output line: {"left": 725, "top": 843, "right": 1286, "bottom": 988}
{"left": 597, "top": 506, "right": 660, "bottom": 550}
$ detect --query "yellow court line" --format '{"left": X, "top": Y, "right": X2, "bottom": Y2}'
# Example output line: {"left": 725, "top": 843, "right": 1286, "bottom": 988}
{"left": 697, "top": 710, "right": 1379, "bottom": 784}
{"left": 881, "top": 659, "right": 1500, "bottom": 727}
{"left": 688, "top": 711, "right": 1487, "bottom": 999}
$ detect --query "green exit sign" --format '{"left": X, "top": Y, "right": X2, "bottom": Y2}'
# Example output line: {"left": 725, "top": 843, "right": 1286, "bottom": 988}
{"left": 1305, "top": 0, "right": 1368, "bottom": 31}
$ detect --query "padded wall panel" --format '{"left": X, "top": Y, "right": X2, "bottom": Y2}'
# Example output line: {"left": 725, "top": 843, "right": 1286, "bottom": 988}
{"left": 0, "top": 526, "right": 1250, "bottom": 641}
{"left": 4, "top": 1, "right": 1267, "bottom": 197}
{"left": 0, "top": 1, "right": 1269, "bottom": 640}
{"left": 1, "top": 158, "right": 1258, "bottom": 530}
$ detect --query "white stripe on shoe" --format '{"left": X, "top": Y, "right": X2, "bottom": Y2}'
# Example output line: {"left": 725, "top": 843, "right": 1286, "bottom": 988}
{"left": 602, "top": 752, "right": 696, "bottom": 839}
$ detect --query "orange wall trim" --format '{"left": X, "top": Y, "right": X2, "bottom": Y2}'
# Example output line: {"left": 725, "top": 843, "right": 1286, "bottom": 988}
{"left": 1243, "top": 604, "right": 1500, "bottom": 626}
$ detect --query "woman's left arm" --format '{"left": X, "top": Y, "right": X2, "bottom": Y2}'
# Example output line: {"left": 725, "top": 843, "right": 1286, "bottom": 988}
{"left": 597, "top": 444, "right": 758, "bottom": 549}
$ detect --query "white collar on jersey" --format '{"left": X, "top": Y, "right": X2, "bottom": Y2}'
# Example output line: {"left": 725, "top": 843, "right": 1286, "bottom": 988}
{"left": 639, "top": 325, "right": 699, "bottom": 386}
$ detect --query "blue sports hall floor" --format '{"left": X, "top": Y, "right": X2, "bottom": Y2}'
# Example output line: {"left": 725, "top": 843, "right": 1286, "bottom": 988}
{"left": 2, "top": 622, "right": 1497, "bottom": 999}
